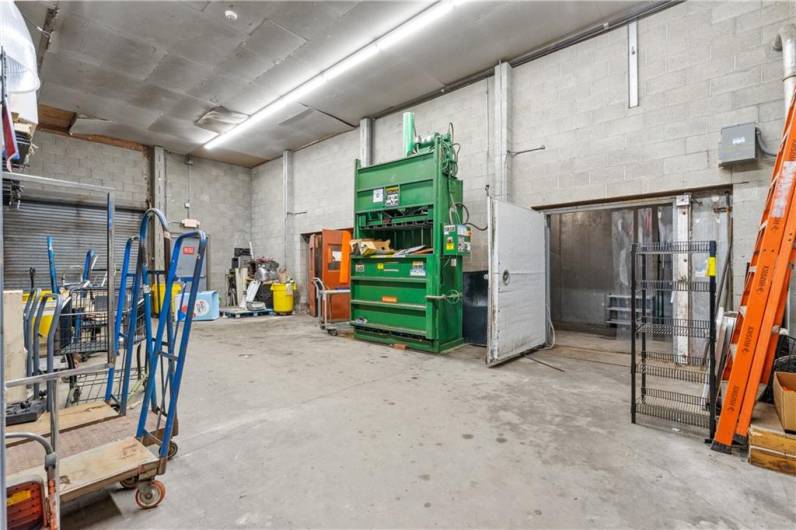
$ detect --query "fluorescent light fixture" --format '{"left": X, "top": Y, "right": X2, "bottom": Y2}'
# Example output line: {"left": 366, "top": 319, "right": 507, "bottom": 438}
{"left": 205, "top": 98, "right": 288, "bottom": 149}
{"left": 205, "top": 1, "right": 457, "bottom": 150}
{"left": 282, "top": 75, "right": 328, "bottom": 104}
{"left": 323, "top": 44, "right": 379, "bottom": 81}
{"left": 376, "top": 2, "right": 454, "bottom": 51}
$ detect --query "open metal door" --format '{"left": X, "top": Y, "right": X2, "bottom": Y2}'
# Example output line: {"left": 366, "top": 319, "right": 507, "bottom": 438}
{"left": 321, "top": 229, "right": 351, "bottom": 321}
{"left": 487, "top": 197, "right": 548, "bottom": 366}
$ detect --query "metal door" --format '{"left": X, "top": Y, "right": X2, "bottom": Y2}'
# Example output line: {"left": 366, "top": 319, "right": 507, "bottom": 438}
{"left": 487, "top": 198, "right": 548, "bottom": 366}
{"left": 3, "top": 200, "right": 141, "bottom": 289}
{"left": 307, "top": 233, "right": 321, "bottom": 317}
{"left": 321, "top": 229, "right": 350, "bottom": 321}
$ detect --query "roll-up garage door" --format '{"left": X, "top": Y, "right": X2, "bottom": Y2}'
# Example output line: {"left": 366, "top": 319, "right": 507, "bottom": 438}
{"left": 3, "top": 200, "right": 142, "bottom": 290}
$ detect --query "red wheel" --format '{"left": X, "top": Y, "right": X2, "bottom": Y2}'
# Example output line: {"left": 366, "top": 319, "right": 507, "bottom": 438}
{"left": 135, "top": 480, "right": 165, "bottom": 509}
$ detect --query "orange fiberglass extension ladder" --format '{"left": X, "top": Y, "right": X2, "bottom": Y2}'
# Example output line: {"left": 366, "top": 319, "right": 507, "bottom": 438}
{"left": 712, "top": 90, "right": 796, "bottom": 452}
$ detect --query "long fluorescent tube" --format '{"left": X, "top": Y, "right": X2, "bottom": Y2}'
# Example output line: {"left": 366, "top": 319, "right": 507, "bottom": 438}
{"left": 376, "top": 2, "right": 454, "bottom": 51}
{"left": 204, "top": 1, "right": 457, "bottom": 150}
{"left": 282, "top": 76, "right": 328, "bottom": 104}
{"left": 323, "top": 44, "right": 379, "bottom": 81}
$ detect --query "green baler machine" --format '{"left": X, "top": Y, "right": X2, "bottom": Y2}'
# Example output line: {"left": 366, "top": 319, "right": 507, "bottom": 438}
{"left": 351, "top": 114, "right": 470, "bottom": 352}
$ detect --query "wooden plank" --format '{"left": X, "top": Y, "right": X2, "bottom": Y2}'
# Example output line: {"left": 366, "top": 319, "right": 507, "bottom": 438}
{"left": 6, "top": 402, "right": 118, "bottom": 447}
{"left": 749, "top": 446, "right": 796, "bottom": 476}
{"left": 37, "top": 104, "right": 74, "bottom": 131}
{"left": 4, "top": 291, "right": 26, "bottom": 403}
{"left": 7, "top": 438, "right": 158, "bottom": 503}
{"left": 36, "top": 126, "right": 146, "bottom": 152}
{"left": 749, "top": 402, "right": 796, "bottom": 457}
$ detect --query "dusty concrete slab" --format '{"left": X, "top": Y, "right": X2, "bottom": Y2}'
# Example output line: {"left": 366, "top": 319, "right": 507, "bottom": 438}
{"left": 64, "top": 316, "right": 795, "bottom": 528}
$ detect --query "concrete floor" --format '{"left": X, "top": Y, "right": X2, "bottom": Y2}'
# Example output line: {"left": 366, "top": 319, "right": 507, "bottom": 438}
{"left": 66, "top": 316, "right": 795, "bottom": 529}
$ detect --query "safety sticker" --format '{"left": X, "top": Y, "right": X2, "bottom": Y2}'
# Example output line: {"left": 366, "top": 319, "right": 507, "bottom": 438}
{"left": 410, "top": 261, "right": 426, "bottom": 277}
{"left": 373, "top": 188, "right": 384, "bottom": 203}
{"left": 355, "top": 263, "right": 365, "bottom": 273}
{"left": 385, "top": 185, "right": 400, "bottom": 207}
{"left": 377, "top": 263, "right": 384, "bottom": 270}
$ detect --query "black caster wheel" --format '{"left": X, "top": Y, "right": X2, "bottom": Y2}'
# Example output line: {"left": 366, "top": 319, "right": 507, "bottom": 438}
{"left": 167, "top": 441, "right": 178, "bottom": 459}
{"left": 120, "top": 476, "right": 138, "bottom": 489}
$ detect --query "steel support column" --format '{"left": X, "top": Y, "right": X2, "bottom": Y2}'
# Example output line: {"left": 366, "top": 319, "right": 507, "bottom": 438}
{"left": 282, "top": 150, "right": 293, "bottom": 272}
{"left": 494, "top": 62, "right": 512, "bottom": 201}
{"left": 360, "top": 117, "right": 373, "bottom": 167}
{"left": 151, "top": 146, "right": 167, "bottom": 268}
{"left": 674, "top": 193, "right": 691, "bottom": 363}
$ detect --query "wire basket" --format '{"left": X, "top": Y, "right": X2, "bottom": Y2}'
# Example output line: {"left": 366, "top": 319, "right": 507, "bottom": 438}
{"left": 66, "top": 363, "right": 147, "bottom": 408}
{"left": 61, "top": 285, "right": 147, "bottom": 407}
{"left": 58, "top": 287, "right": 110, "bottom": 359}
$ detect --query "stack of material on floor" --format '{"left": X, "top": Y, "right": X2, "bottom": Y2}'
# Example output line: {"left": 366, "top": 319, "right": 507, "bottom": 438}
{"left": 748, "top": 395, "right": 796, "bottom": 476}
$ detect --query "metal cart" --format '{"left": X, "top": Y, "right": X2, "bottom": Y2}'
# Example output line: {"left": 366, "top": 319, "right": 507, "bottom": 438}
{"left": 6, "top": 208, "right": 208, "bottom": 510}
{"left": 312, "top": 277, "right": 352, "bottom": 336}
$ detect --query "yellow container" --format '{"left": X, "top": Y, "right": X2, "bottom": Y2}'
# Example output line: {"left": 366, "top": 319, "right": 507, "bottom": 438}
{"left": 22, "top": 290, "right": 55, "bottom": 337}
{"left": 151, "top": 282, "right": 182, "bottom": 316}
{"left": 271, "top": 281, "right": 296, "bottom": 314}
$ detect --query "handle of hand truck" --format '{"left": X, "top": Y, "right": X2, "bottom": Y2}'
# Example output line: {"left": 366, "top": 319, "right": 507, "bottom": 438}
{"left": 5, "top": 432, "right": 59, "bottom": 528}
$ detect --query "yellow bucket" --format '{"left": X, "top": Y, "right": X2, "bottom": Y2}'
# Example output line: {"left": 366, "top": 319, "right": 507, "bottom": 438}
{"left": 271, "top": 281, "right": 296, "bottom": 314}
{"left": 22, "top": 290, "right": 55, "bottom": 337}
{"left": 151, "top": 282, "right": 182, "bottom": 316}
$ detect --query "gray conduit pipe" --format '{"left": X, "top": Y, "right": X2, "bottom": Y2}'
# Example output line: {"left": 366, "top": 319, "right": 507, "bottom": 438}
{"left": 774, "top": 24, "right": 796, "bottom": 113}
{"left": 774, "top": 24, "right": 796, "bottom": 332}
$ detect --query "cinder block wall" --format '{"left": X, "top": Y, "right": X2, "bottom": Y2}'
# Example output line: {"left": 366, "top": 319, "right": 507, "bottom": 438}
{"left": 163, "top": 152, "right": 252, "bottom": 291}
{"left": 373, "top": 79, "right": 493, "bottom": 271}
{"left": 252, "top": 0, "right": 796, "bottom": 310}
{"left": 27, "top": 1, "right": 796, "bottom": 313}
{"left": 24, "top": 132, "right": 253, "bottom": 292}
{"left": 26, "top": 130, "right": 150, "bottom": 209}
{"left": 289, "top": 130, "right": 360, "bottom": 300}
{"left": 251, "top": 158, "right": 283, "bottom": 263}
{"left": 512, "top": 0, "right": 796, "bottom": 305}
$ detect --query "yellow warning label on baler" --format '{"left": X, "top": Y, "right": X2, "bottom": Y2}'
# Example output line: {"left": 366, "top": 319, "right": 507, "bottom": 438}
{"left": 708, "top": 256, "right": 716, "bottom": 277}
{"left": 382, "top": 296, "right": 398, "bottom": 303}
{"left": 377, "top": 263, "right": 384, "bottom": 270}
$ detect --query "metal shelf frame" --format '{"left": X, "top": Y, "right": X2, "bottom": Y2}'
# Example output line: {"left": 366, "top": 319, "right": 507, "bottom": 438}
{"left": 630, "top": 239, "right": 718, "bottom": 439}
{"left": 2, "top": 169, "right": 116, "bottom": 528}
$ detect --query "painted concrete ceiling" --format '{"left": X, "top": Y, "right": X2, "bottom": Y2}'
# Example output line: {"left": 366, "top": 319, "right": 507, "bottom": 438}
{"left": 18, "top": 1, "right": 644, "bottom": 167}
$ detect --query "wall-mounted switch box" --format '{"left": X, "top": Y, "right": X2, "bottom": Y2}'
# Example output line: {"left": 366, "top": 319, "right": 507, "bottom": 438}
{"left": 719, "top": 123, "right": 757, "bottom": 167}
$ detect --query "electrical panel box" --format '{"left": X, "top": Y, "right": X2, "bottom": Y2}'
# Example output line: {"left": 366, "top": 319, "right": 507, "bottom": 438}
{"left": 719, "top": 123, "right": 757, "bottom": 167}
{"left": 443, "top": 224, "right": 471, "bottom": 256}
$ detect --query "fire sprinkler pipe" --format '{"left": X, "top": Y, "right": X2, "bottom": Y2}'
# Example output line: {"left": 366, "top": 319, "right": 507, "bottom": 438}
{"left": 774, "top": 24, "right": 796, "bottom": 331}
{"left": 774, "top": 24, "right": 796, "bottom": 112}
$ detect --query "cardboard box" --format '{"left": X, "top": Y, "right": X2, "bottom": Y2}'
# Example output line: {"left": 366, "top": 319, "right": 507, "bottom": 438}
{"left": 773, "top": 371, "right": 796, "bottom": 433}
